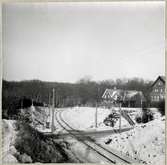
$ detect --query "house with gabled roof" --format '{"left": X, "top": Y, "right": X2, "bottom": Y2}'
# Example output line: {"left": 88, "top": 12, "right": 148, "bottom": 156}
{"left": 150, "top": 76, "right": 165, "bottom": 102}
{"left": 102, "top": 88, "right": 145, "bottom": 107}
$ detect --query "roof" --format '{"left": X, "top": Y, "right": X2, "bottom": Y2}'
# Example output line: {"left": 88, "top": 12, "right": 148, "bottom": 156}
{"left": 102, "top": 88, "right": 145, "bottom": 101}
{"left": 159, "top": 76, "right": 165, "bottom": 82}
{"left": 151, "top": 76, "right": 165, "bottom": 87}
{"left": 102, "top": 89, "right": 122, "bottom": 99}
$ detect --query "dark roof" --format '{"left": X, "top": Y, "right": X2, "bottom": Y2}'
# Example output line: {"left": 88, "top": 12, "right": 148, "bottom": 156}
{"left": 160, "top": 76, "right": 165, "bottom": 82}
{"left": 151, "top": 76, "right": 165, "bottom": 87}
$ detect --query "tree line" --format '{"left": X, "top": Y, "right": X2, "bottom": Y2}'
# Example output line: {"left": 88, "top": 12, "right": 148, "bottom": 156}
{"left": 2, "top": 77, "right": 153, "bottom": 119}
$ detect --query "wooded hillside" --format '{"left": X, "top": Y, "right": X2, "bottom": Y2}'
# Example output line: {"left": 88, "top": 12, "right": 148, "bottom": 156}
{"left": 2, "top": 78, "right": 153, "bottom": 119}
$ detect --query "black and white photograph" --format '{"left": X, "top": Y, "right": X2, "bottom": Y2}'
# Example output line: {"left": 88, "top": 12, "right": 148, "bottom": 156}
{"left": 2, "top": 1, "right": 165, "bottom": 164}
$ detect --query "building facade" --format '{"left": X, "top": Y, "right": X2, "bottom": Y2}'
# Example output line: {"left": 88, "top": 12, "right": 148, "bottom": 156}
{"left": 102, "top": 88, "right": 145, "bottom": 107}
{"left": 150, "top": 76, "right": 165, "bottom": 102}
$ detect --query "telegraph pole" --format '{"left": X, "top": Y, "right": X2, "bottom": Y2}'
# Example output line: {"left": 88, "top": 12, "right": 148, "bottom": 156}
{"left": 95, "top": 87, "right": 99, "bottom": 128}
{"left": 31, "top": 98, "right": 35, "bottom": 111}
{"left": 49, "top": 93, "right": 51, "bottom": 115}
{"left": 49, "top": 93, "right": 50, "bottom": 105}
{"left": 119, "top": 102, "right": 121, "bottom": 131}
{"left": 21, "top": 98, "right": 23, "bottom": 110}
{"left": 51, "top": 88, "right": 55, "bottom": 133}
{"left": 139, "top": 91, "right": 143, "bottom": 108}
{"left": 95, "top": 102, "right": 98, "bottom": 128}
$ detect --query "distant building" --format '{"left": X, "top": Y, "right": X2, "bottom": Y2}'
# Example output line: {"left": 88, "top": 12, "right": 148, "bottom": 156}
{"left": 150, "top": 76, "right": 165, "bottom": 102}
{"left": 102, "top": 88, "right": 145, "bottom": 107}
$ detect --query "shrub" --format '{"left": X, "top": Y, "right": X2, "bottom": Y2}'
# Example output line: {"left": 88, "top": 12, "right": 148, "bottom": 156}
{"left": 135, "top": 116, "right": 142, "bottom": 123}
{"left": 158, "top": 100, "right": 165, "bottom": 116}
{"left": 150, "top": 100, "right": 165, "bottom": 116}
{"left": 135, "top": 108, "right": 154, "bottom": 124}
{"left": 14, "top": 120, "right": 70, "bottom": 163}
{"left": 18, "top": 153, "right": 32, "bottom": 163}
{"left": 141, "top": 108, "right": 154, "bottom": 123}
{"left": 15, "top": 123, "right": 50, "bottom": 162}
{"left": 103, "top": 113, "right": 119, "bottom": 127}
{"left": 2, "top": 96, "right": 20, "bottom": 119}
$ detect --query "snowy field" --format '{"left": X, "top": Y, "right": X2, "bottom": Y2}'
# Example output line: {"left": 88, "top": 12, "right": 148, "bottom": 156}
{"left": 60, "top": 106, "right": 165, "bottom": 165}
{"left": 62, "top": 106, "right": 133, "bottom": 131}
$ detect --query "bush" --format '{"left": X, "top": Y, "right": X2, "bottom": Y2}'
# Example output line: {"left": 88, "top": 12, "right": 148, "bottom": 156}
{"left": 103, "top": 113, "right": 119, "bottom": 127}
{"left": 18, "top": 153, "right": 32, "bottom": 163}
{"left": 15, "top": 123, "right": 51, "bottom": 162}
{"left": 19, "top": 110, "right": 33, "bottom": 124}
{"left": 135, "top": 108, "right": 154, "bottom": 124}
{"left": 158, "top": 100, "right": 165, "bottom": 116}
{"left": 2, "top": 96, "right": 20, "bottom": 119}
{"left": 14, "top": 120, "right": 70, "bottom": 163}
{"left": 141, "top": 108, "right": 154, "bottom": 123}
{"left": 135, "top": 116, "right": 142, "bottom": 123}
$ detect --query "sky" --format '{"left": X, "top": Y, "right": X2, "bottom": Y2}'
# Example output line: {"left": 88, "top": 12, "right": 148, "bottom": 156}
{"left": 2, "top": 2, "right": 165, "bottom": 83}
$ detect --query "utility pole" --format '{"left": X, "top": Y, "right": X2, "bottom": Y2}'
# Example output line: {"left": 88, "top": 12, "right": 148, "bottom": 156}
{"left": 21, "top": 98, "right": 23, "bottom": 110}
{"left": 49, "top": 93, "right": 50, "bottom": 105}
{"left": 48, "top": 93, "right": 51, "bottom": 118}
{"left": 95, "top": 87, "right": 99, "bottom": 128}
{"left": 51, "top": 88, "right": 55, "bottom": 133}
{"left": 119, "top": 102, "right": 122, "bottom": 132}
{"left": 141, "top": 95, "right": 143, "bottom": 108}
{"left": 95, "top": 102, "right": 98, "bottom": 128}
{"left": 31, "top": 98, "right": 35, "bottom": 111}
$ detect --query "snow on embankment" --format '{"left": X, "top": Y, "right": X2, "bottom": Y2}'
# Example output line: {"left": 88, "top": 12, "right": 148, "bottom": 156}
{"left": 2, "top": 119, "right": 18, "bottom": 163}
{"left": 16, "top": 106, "right": 82, "bottom": 163}
{"left": 98, "top": 116, "right": 165, "bottom": 165}
{"left": 2, "top": 106, "right": 81, "bottom": 163}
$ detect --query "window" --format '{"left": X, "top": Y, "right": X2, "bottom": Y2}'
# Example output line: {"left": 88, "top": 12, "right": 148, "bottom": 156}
{"left": 160, "top": 95, "right": 164, "bottom": 99}
{"left": 154, "top": 88, "right": 158, "bottom": 92}
{"left": 153, "top": 95, "right": 159, "bottom": 101}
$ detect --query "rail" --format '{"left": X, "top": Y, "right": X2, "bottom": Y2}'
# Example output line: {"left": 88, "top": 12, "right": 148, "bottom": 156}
{"left": 55, "top": 110, "right": 132, "bottom": 164}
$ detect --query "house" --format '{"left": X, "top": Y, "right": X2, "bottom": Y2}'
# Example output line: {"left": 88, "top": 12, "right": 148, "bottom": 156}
{"left": 150, "top": 76, "right": 165, "bottom": 102}
{"left": 102, "top": 88, "right": 145, "bottom": 107}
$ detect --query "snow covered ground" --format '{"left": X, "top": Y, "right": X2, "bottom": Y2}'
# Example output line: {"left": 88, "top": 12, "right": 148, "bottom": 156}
{"left": 3, "top": 106, "right": 164, "bottom": 164}
{"left": 2, "top": 120, "right": 18, "bottom": 163}
{"left": 60, "top": 106, "right": 165, "bottom": 165}
{"left": 98, "top": 116, "right": 165, "bottom": 165}
{"left": 62, "top": 106, "right": 132, "bottom": 131}
{"left": 23, "top": 106, "right": 165, "bottom": 164}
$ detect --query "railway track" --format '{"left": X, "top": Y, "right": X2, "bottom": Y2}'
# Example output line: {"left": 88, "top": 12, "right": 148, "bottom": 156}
{"left": 55, "top": 109, "right": 133, "bottom": 164}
